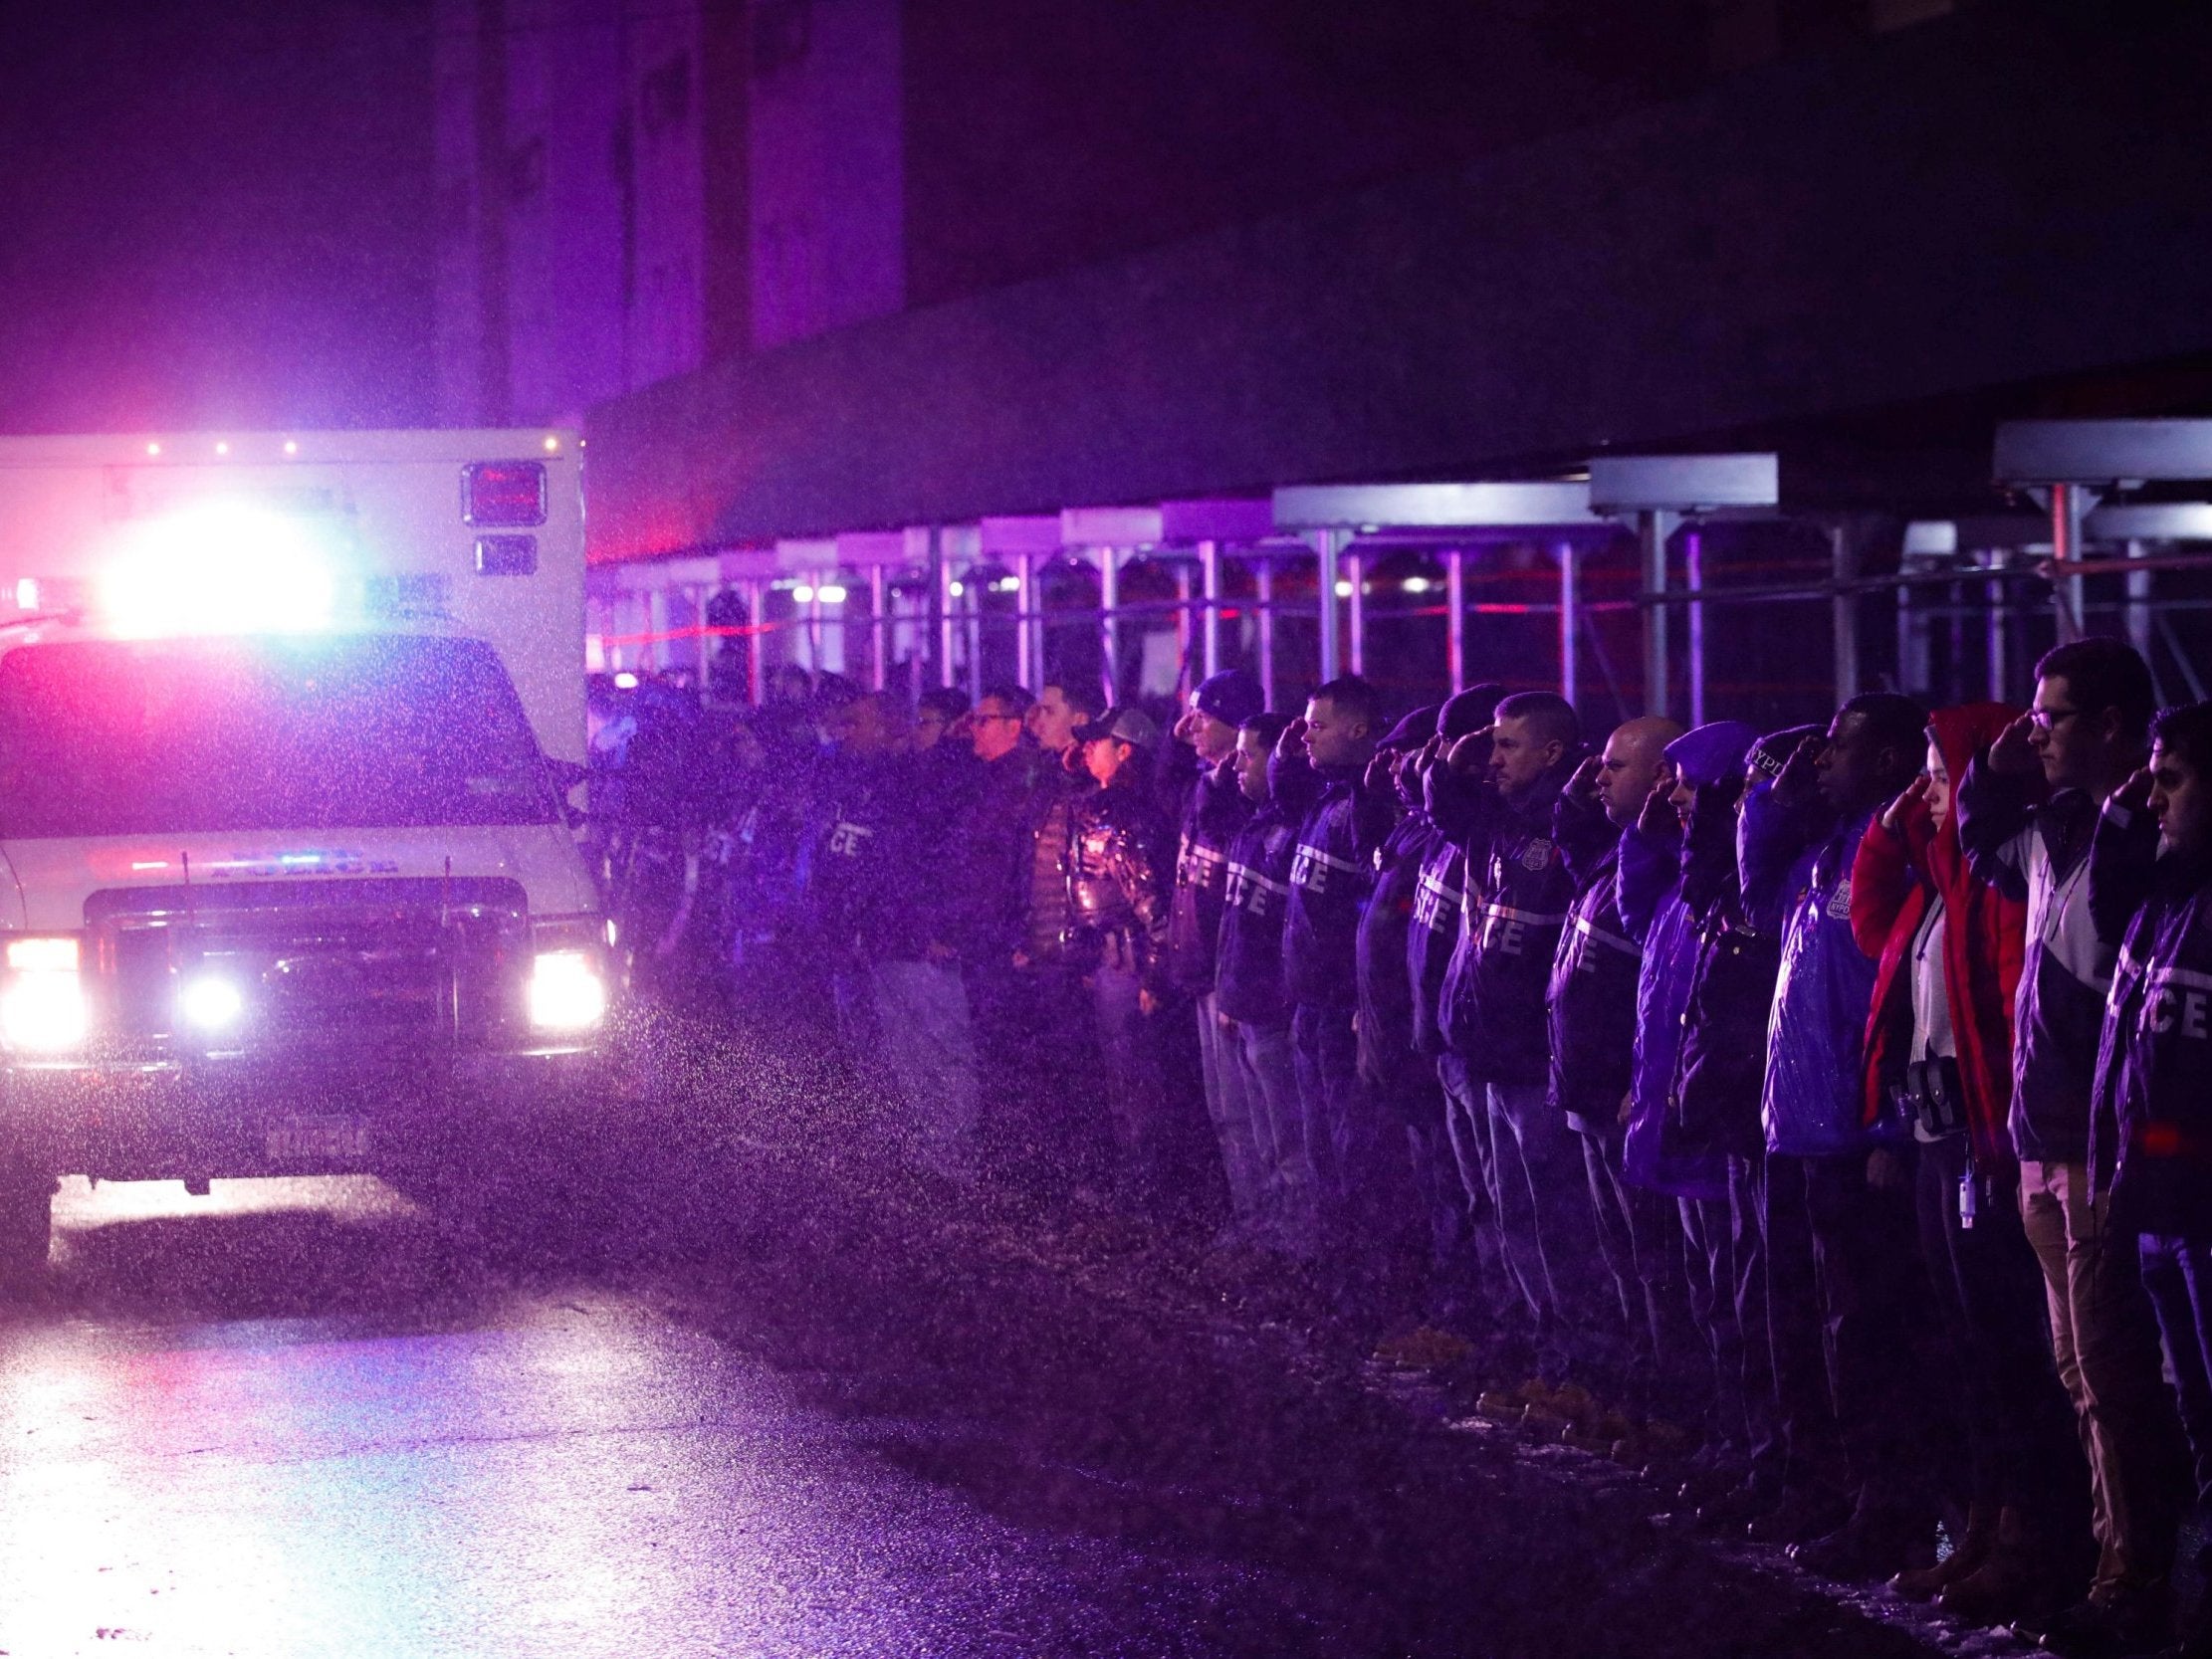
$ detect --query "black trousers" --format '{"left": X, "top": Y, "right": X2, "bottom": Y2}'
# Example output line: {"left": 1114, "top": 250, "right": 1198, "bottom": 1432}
{"left": 1765, "top": 1146, "right": 1945, "bottom": 1508}
{"left": 1916, "top": 1136, "right": 2090, "bottom": 1526}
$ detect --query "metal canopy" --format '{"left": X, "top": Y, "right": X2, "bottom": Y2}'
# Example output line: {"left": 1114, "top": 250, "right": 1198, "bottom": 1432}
{"left": 1994, "top": 421, "right": 2212, "bottom": 640}
{"left": 1266, "top": 481, "right": 1607, "bottom": 693}
{"left": 1584, "top": 455, "right": 1778, "bottom": 723}
{"left": 1994, "top": 420, "right": 2212, "bottom": 486}
{"left": 1060, "top": 506, "right": 1162, "bottom": 548}
{"left": 1160, "top": 498, "right": 1273, "bottom": 544}
{"left": 2084, "top": 502, "right": 2212, "bottom": 542}
{"left": 1587, "top": 453, "right": 1778, "bottom": 514}
{"left": 978, "top": 515, "right": 1062, "bottom": 556}
{"left": 1270, "top": 481, "right": 1600, "bottom": 532}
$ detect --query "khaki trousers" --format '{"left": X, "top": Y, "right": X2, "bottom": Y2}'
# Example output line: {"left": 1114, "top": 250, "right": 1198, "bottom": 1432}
{"left": 2018, "top": 1159, "right": 2183, "bottom": 1595}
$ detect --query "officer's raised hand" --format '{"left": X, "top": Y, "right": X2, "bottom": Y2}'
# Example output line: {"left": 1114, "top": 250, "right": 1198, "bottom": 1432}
{"left": 1636, "top": 779, "right": 1677, "bottom": 840}
{"left": 1880, "top": 772, "right": 1931, "bottom": 834}
{"left": 1562, "top": 753, "right": 1603, "bottom": 814}
{"left": 1445, "top": 725, "right": 1493, "bottom": 775}
{"left": 1276, "top": 716, "right": 1308, "bottom": 761}
{"left": 1362, "top": 747, "right": 1397, "bottom": 796}
{"left": 1772, "top": 732, "right": 1826, "bottom": 809}
{"left": 1987, "top": 713, "right": 2039, "bottom": 777}
{"left": 2111, "top": 764, "right": 2155, "bottom": 814}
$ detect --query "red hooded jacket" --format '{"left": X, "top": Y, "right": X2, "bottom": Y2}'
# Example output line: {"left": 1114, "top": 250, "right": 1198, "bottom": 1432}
{"left": 1852, "top": 704, "right": 2031, "bottom": 1168}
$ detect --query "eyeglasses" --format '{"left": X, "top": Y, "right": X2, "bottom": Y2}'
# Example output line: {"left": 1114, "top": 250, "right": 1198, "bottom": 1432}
{"left": 2028, "top": 707, "right": 2085, "bottom": 731}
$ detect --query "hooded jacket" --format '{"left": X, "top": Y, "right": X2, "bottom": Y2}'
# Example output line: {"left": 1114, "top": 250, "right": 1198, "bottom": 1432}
{"left": 1851, "top": 704, "right": 2027, "bottom": 1169}
{"left": 1272, "top": 749, "right": 1382, "bottom": 1010}
{"left": 1438, "top": 755, "right": 1583, "bottom": 1087}
{"left": 1742, "top": 746, "right": 1879, "bottom": 1159}
{"left": 1622, "top": 721, "right": 1758, "bottom": 1197}
{"left": 2088, "top": 800, "right": 2212, "bottom": 1238}
{"left": 1956, "top": 751, "right": 2105, "bottom": 1164}
{"left": 1664, "top": 727, "right": 1815, "bottom": 1159}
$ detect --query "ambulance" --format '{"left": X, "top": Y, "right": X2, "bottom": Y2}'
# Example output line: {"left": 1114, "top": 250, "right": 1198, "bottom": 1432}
{"left": 0, "top": 430, "right": 611, "bottom": 1278}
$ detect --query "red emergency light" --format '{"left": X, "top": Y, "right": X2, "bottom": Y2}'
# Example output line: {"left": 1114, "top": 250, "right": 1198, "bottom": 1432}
{"left": 461, "top": 461, "right": 548, "bottom": 527}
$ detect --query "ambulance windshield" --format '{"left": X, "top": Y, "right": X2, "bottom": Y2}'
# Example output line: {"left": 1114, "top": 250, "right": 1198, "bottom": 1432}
{"left": 0, "top": 634, "right": 557, "bottom": 837}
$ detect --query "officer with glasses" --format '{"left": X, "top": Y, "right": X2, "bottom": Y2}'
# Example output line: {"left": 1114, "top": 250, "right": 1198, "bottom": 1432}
{"left": 1957, "top": 636, "right": 2189, "bottom": 1654}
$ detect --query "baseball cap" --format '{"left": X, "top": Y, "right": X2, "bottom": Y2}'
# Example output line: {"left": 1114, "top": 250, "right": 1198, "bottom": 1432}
{"left": 1072, "top": 706, "right": 1161, "bottom": 748}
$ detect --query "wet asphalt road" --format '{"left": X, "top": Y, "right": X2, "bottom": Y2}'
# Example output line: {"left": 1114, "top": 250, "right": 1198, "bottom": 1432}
{"left": 0, "top": 1024, "right": 1953, "bottom": 1659}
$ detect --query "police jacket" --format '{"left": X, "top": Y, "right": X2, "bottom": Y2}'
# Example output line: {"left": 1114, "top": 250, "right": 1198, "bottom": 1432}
{"left": 1438, "top": 759, "right": 1581, "bottom": 1087}
{"left": 1744, "top": 778, "right": 1878, "bottom": 1158}
{"left": 1272, "top": 751, "right": 1381, "bottom": 1010}
{"left": 790, "top": 750, "right": 887, "bottom": 957}
{"left": 2090, "top": 798, "right": 2212, "bottom": 1237}
{"left": 1957, "top": 758, "right": 2110, "bottom": 1165}
{"left": 1628, "top": 773, "right": 1742, "bottom": 1185}
{"left": 1407, "top": 823, "right": 1467, "bottom": 1060}
{"left": 1652, "top": 731, "right": 1766, "bottom": 1175}
{"left": 1358, "top": 806, "right": 1436, "bottom": 1091}
{"left": 1216, "top": 802, "right": 1298, "bottom": 1028}
{"left": 1547, "top": 795, "right": 1643, "bottom": 1134}
{"left": 1063, "top": 773, "right": 1173, "bottom": 993}
{"left": 1165, "top": 760, "right": 1251, "bottom": 996}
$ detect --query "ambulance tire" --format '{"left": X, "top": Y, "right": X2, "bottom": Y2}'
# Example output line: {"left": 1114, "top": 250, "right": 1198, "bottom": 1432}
{"left": 0, "top": 1160, "right": 54, "bottom": 1290}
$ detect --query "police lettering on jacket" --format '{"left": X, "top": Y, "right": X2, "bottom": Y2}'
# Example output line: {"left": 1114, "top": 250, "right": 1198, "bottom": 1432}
{"left": 1164, "top": 765, "right": 1251, "bottom": 995}
{"left": 1546, "top": 808, "right": 1645, "bottom": 1130}
{"left": 1216, "top": 809, "right": 1298, "bottom": 1027}
{"left": 1271, "top": 750, "right": 1377, "bottom": 1011}
{"left": 1405, "top": 837, "right": 1466, "bottom": 1058}
{"left": 1438, "top": 770, "right": 1577, "bottom": 1086}
{"left": 2088, "top": 795, "right": 2212, "bottom": 1236}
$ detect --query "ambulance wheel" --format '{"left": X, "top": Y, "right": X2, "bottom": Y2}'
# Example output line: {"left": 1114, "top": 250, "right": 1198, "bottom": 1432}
{"left": 0, "top": 1161, "right": 54, "bottom": 1290}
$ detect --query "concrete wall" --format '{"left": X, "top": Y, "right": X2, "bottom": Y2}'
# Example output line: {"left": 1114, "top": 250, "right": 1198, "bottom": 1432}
{"left": 435, "top": 0, "right": 712, "bottom": 426}
{"left": 749, "top": 0, "right": 904, "bottom": 350}
{"left": 583, "top": 3, "right": 2212, "bottom": 560}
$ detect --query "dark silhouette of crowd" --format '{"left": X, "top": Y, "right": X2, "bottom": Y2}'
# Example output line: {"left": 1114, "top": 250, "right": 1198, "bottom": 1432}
{"left": 593, "top": 639, "right": 2212, "bottom": 1659}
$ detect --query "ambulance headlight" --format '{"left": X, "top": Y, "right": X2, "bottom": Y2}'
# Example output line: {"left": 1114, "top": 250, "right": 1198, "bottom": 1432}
{"left": 178, "top": 975, "right": 246, "bottom": 1033}
{"left": 527, "top": 950, "right": 607, "bottom": 1034}
{"left": 1, "top": 935, "right": 90, "bottom": 1054}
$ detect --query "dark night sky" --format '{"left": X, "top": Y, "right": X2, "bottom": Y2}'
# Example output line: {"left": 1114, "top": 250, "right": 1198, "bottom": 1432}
{"left": 0, "top": 0, "right": 434, "bottom": 434}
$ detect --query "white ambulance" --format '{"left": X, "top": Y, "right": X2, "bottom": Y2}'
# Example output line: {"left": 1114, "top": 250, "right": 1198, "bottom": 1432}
{"left": 0, "top": 430, "right": 611, "bottom": 1278}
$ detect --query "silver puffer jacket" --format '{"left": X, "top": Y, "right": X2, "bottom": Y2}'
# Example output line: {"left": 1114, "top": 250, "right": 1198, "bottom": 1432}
{"left": 1062, "top": 778, "right": 1173, "bottom": 987}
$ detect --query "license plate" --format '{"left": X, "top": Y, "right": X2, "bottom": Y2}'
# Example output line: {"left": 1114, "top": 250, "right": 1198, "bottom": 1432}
{"left": 266, "top": 1115, "right": 371, "bottom": 1162}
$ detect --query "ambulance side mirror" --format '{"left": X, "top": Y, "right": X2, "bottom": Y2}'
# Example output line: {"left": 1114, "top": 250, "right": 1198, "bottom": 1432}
{"left": 545, "top": 755, "right": 590, "bottom": 829}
